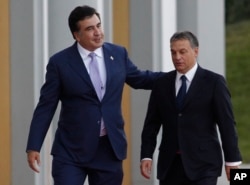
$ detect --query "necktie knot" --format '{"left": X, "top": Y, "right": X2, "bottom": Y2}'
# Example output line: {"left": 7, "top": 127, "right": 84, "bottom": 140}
{"left": 89, "top": 52, "right": 96, "bottom": 59}
{"left": 181, "top": 75, "right": 187, "bottom": 82}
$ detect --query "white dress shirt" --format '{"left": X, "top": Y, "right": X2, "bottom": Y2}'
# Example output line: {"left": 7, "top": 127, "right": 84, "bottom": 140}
{"left": 77, "top": 43, "right": 107, "bottom": 97}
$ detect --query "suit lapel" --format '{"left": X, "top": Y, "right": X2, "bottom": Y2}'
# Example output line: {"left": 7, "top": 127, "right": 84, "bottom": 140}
{"left": 183, "top": 66, "right": 205, "bottom": 108}
{"left": 67, "top": 42, "right": 93, "bottom": 87}
{"left": 66, "top": 43, "right": 118, "bottom": 101}
{"left": 169, "top": 72, "right": 178, "bottom": 105}
{"left": 101, "top": 44, "right": 116, "bottom": 100}
{"left": 161, "top": 71, "right": 177, "bottom": 108}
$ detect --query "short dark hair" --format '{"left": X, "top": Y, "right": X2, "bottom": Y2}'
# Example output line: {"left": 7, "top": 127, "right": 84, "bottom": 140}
{"left": 68, "top": 5, "right": 101, "bottom": 39}
{"left": 170, "top": 31, "right": 199, "bottom": 48}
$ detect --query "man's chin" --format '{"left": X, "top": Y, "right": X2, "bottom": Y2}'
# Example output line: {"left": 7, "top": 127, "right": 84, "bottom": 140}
{"left": 95, "top": 42, "right": 104, "bottom": 48}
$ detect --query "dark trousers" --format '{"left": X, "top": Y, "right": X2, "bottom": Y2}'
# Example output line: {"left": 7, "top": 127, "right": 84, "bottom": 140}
{"left": 160, "top": 155, "right": 218, "bottom": 185}
{"left": 52, "top": 136, "right": 123, "bottom": 185}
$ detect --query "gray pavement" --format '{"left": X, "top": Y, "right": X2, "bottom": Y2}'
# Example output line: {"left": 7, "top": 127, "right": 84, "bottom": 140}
{"left": 217, "top": 163, "right": 250, "bottom": 185}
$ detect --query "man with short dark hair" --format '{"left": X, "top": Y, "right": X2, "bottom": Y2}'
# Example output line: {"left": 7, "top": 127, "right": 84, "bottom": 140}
{"left": 26, "top": 5, "right": 160, "bottom": 185}
{"left": 140, "top": 31, "right": 242, "bottom": 185}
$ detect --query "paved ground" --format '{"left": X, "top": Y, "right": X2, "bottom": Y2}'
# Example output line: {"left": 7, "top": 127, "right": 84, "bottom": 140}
{"left": 217, "top": 163, "right": 250, "bottom": 185}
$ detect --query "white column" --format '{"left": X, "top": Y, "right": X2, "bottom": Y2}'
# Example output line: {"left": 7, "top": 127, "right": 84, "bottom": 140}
{"left": 197, "top": 0, "right": 225, "bottom": 75}
{"left": 33, "top": 0, "right": 53, "bottom": 184}
{"left": 152, "top": 1, "right": 177, "bottom": 185}
{"left": 159, "top": 0, "right": 177, "bottom": 72}
{"left": 129, "top": 0, "right": 177, "bottom": 185}
{"left": 177, "top": 0, "right": 225, "bottom": 75}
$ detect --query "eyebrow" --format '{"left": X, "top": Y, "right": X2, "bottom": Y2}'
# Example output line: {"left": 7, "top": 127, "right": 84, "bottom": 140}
{"left": 84, "top": 22, "right": 101, "bottom": 30}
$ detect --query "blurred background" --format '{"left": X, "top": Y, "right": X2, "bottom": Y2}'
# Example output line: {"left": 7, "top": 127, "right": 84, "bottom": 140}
{"left": 226, "top": 0, "right": 250, "bottom": 164}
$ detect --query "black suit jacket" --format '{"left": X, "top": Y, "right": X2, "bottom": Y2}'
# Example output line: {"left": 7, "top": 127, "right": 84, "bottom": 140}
{"left": 141, "top": 66, "right": 242, "bottom": 180}
{"left": 26, "top": 42, "right": 159, "bottom": 163}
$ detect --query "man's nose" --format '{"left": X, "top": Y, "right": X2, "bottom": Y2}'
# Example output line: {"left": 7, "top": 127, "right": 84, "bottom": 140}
{"left": 94, "top": 27, "right": 101, "bottom": 35}
{"left": 175, "top": 53, "right": 181, "bottom": 59}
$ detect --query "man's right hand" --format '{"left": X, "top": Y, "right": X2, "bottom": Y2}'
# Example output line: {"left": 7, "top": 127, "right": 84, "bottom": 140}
{"left": 27, "top": 150, "right": 40, "bottom": 173}
{"left": 140, "top": 159, "right": 152, "bottom": 179}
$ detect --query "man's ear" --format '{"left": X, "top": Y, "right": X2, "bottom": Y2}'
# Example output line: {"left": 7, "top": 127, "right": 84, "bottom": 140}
{"left": 194, "top": 47, "right": 199, "bottom": 58}
{"left": 73, "top": 32, "right": 80, "bottom": 42}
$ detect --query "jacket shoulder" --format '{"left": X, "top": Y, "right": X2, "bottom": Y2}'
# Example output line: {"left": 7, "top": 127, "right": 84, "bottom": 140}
{"left": 51, "top": 43, "right": 77, "bottom": 58}
{"left": 152, "top": 71, "right": 175, "bottom": 90}
{"left": 198, "top": 67, "right": 225, "bottom": 81}
{"left": 103, "top": 42, "right": 124, "bottom": 49}
{"left": 157, "top": 70, "right": 175, "bottom": 82}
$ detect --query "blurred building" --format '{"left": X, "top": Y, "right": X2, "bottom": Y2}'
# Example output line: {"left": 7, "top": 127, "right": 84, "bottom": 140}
{"left": 0, "top": 0, "right": 224, "bottom": 184}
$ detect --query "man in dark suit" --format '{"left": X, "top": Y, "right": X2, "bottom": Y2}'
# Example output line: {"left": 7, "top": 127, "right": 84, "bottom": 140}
{"left": 26, "top": 5, "right": 160, "bottom": 185}
{"left": 140, "top": 31, "right": 242, "bottom": 185}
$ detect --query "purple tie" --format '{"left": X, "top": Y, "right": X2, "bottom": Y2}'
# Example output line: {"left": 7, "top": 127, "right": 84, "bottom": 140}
{"left": 89, "top": 52, "right": 106, "bottom": 136}
{"left": 89, "top": 52, "right": 103, "bottom": 100}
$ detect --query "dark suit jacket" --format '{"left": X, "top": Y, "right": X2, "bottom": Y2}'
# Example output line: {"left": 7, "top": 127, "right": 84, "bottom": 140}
{"left": 26, "top": 42, "right": 158, "bottom": 163}
{"left": 141, "top": 66, "right": 242, "bottom": 180}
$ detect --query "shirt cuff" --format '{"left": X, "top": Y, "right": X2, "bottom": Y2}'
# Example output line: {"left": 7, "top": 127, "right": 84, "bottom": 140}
{"left": 141, "top": 158, "right": 152, "bottom": 161}
{"left": 225, "top": 161, "right": 242, "bottom": 166}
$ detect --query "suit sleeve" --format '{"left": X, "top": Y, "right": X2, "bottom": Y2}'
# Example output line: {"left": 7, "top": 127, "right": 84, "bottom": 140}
{"left": 26, "top": 58, "right": 61, "bottom": 152}
{"left": 121, "top": 47, "right": 162, "bottom": 89}
{"left": 140, "top": 84, "right": 162, "bottom": 160}
{"left": 213, "top": 75, "right": 242, "bottom": 162}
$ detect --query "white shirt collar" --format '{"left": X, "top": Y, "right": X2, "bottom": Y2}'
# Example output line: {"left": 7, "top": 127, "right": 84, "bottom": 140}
{"left": 77, "top": 42, "right": 103, "bottom": 59}
{"left": 176, "top": 62, "right": 198, "bottom": 82}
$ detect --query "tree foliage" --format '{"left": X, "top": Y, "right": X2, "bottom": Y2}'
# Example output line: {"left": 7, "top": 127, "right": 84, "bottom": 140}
{"left": 226, "top": 0, "right": 250, "bottom": 24}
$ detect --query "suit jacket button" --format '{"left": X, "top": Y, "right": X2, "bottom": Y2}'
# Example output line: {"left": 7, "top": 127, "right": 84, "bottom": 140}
{"left": 178, "top": 113, "right": 182, "bottom": 117}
